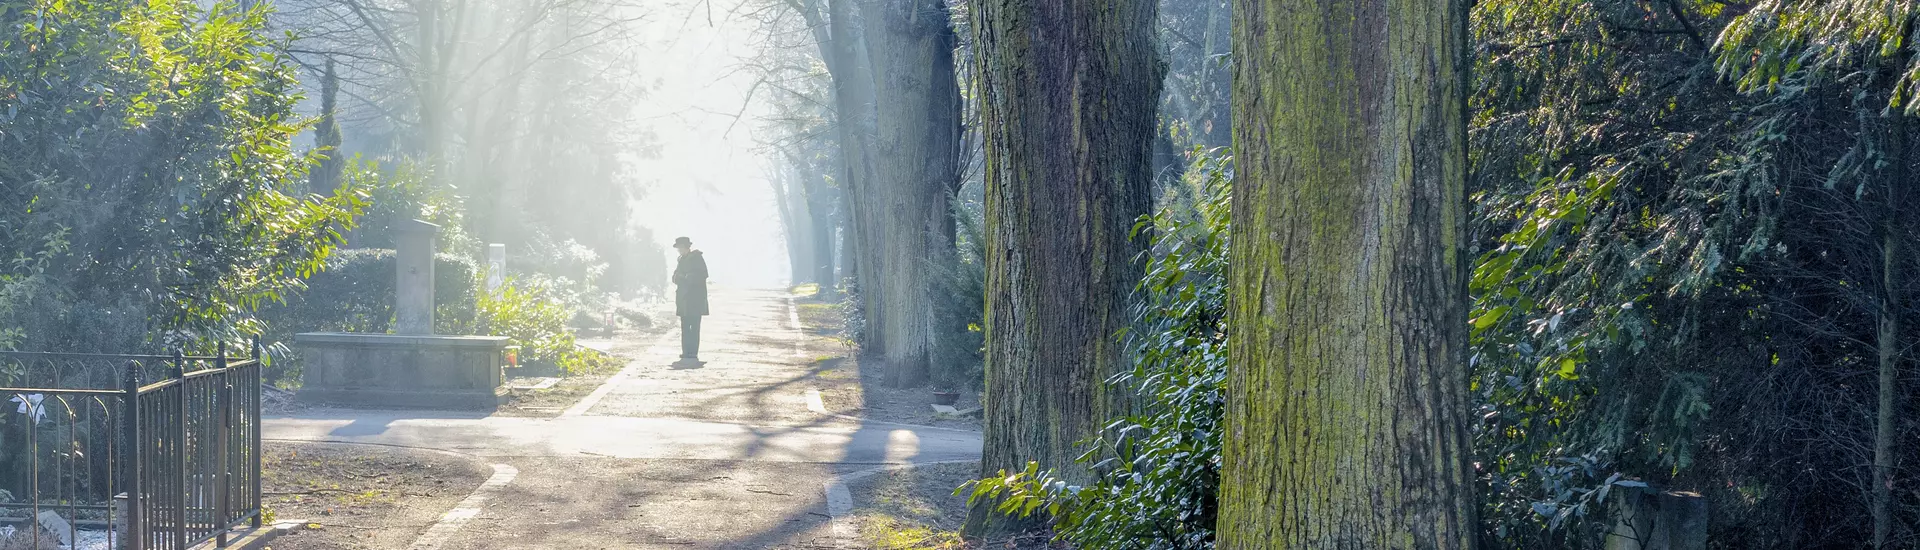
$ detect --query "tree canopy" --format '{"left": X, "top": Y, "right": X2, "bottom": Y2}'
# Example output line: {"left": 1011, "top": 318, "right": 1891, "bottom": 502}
{"left": 0, "top": 0, "right": 362, "bottom": 352}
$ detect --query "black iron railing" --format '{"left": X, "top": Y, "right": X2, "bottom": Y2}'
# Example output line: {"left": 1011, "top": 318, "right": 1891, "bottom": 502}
{"left": 0, "top": 342, "right": 263, "bottom": 550}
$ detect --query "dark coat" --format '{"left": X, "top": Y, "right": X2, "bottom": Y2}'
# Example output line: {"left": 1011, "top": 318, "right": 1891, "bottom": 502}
{"left": 673, "top": 250, "right": 709, "bottom": 317}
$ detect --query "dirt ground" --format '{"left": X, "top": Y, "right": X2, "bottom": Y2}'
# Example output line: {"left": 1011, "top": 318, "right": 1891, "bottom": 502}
{"left": 494, "top": 369, "right": 613, "bottom": 418}
{"left": 259, "top": 289, "right": 987, "bottom": 549}
{"left": 847, "top": 462, "right": 1058, "bottom": 550}
{"left": 496, "top": 308, "right": 671, "bottom": 418}
{"left": 792, "top": 290, "right": 984, "bottom": 432}
{"left": 260, "top": 441, "right": 492, "bottom": 550}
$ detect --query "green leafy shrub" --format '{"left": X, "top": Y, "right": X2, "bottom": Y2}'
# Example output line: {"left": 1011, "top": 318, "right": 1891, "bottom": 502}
{"left": 339, "top": 158, "right": 478, "bottom": 256}
{"left": 614, "top": 305, "right": 653, "bottom": 329}
{"left": 963, "top": 149, "right": 1230, "bottom": 550}
{"left": 0, "top": 0, "right": 363, "bottom": 352}
{"left": 508, "top": 232, "right": 613, "bottom": 316}
{"left": 462, "top": 278, "right": 615, "bottom": 375}
{"left": 254, "top": 249, "right": 477, "bottom": 383}
{"left": 258, "top": 250, "right": 477, "bottom": 333}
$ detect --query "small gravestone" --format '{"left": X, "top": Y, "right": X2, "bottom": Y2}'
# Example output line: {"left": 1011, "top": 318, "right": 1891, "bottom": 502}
{"left": 35, "top": 510, "right": 71, "bottom": 547}
{"left": 486, "top": 243, "right": 507, "bottom": 293}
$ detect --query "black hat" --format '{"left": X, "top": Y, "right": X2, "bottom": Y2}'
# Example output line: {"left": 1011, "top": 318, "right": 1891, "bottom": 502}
{"left": 673, "top": 236, "right": 692, "bottom": 248}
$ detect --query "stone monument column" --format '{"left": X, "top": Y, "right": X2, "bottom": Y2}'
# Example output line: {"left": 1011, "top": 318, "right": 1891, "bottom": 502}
{"left": 297, "top": 219, "right": 508, "bottom": 410}
{"left": 395, "top": 219, "right": 439, "bottom": 335}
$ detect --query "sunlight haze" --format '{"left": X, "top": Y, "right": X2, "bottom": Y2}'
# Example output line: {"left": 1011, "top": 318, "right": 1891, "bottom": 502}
{"left": 629, "top": 0, "right": 788, "bottom": 290}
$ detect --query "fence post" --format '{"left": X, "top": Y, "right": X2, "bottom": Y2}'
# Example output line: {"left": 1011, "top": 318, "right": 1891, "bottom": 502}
{"left": 250, "top": 336, "right": 263, "bottom": 528}
{"left": 123, "top": 361, "right": 143, "bottom": 550}
{"left": 215, "top": 343, "right": 231, "bottom": 547}
{"left": 172, "top": 349, "right": 188, "bottom": 550}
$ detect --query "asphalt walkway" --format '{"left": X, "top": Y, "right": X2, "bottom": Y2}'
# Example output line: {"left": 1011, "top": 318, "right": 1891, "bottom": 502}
{"left": 264, "top": 288, "right": 982, "bottom": 549}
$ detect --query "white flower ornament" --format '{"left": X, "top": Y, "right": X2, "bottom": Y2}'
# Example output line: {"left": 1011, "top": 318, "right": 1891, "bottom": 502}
{"left": 11, "top": 394, "right": 45, "bottom": 425}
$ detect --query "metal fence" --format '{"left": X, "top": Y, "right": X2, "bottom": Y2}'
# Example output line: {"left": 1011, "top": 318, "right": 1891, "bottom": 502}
{"left": 0, "top": 342, "right": 263, "bottom": 550}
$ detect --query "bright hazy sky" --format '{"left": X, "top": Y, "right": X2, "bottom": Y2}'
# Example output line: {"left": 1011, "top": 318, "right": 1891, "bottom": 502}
{"left": 628, "top": 0, "right": 789, "bottom": 289}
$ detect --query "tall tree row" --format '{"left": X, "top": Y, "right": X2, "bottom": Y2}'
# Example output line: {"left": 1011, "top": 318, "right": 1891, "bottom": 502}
{"left": 819, "top": 0, "right": 885, "bottom": 351}
{"left": 781, "top": 0, "right": 965, "bottom": 387}
{"left": 964, "top": 0, "right": 1164, "bottom": 533}
{"left": 1221, "top": 0, "right": 1475, "bottom": 547}
{"left": 952, "top": 0, "right": 1920, "bottom": 546}
{"left": 751, "top": 0, "right": 843, "bottom": 294}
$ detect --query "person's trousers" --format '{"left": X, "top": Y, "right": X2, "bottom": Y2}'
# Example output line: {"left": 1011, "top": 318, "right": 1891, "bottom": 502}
{"left": 680, "top": 315, "right": 703, "bottom": 359}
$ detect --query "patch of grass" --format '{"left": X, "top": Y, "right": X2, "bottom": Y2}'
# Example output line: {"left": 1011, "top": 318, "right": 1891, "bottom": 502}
{"left": 561, "top": 345, "right": 625, "bottom": 376}
{"left": 859, "top": 515, "right": 965, "bottom": 550}
{"left": 849, "top": 464, "right": 978, "bottom": 550}
{"left": 792, "top": 283, "right": 821, "bottom": 298}
{"left": 796, "top": 301, "right": 856, "bottom": 346}
{"left": 350, "top": 488, "right": 388, "bottom": 505}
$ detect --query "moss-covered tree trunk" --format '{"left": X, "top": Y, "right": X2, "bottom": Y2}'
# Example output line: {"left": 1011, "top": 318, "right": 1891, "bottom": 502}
{"left": 860, "top": 0, "right": 963, "bottom": 387}
{"left": 1222, "top": 0, "right": 1476, "bottom": 547}
{"left": 964, "top": 0, "right": 1162, "bottom": 535}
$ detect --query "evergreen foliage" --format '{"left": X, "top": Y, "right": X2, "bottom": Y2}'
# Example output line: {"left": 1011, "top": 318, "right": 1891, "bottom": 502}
{"left": 969, "top": 2, "right": 1920, "bottom": 546}
{"left": 0, "top": 0, "right": 363, "bottom": 352}
{"left": 963, "top": 150, "right": 1229, "bottom": 549}
{"left": 927, "top": 195, "right": 987, "bottom": 390}
{"left": 1468, "top": 1, "right": 1920, "bottom": 545}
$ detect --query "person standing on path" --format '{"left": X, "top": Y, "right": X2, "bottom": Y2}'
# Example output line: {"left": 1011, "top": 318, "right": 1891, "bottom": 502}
{"left": 672, "top": 236, "right": 710, "bottom": 361}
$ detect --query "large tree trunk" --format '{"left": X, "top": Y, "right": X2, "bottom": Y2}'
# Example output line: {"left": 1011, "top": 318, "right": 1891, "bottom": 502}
{"left": 809, "top": 183, "right": 840, "bottom": 299}
{"left": 805, "top": 0, "right": 886, "bottom": 350}
{"left": 1221, "top": 0, "right": 1476, "bottom": 547}
{"left": 964, "top": 0, "right": 1161, "bottom": 534}
{"left": 859, "top": 0, "right": 963, "bottom": 388}
{"left": 770, "top": 165, "right": 811, "bottom": 286}
{"left": 1872, "top": 64, "right": 1909, "bottom": 549}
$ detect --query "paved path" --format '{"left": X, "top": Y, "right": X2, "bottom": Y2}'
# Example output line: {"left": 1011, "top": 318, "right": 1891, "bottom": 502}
{"left": 265, "top": 288, "right": 982, "bottom": 549}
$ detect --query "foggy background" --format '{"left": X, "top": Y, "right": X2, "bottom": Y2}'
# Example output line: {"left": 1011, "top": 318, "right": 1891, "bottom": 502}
{"left": 629, "top": 0, "right": 788, "bottom": 289}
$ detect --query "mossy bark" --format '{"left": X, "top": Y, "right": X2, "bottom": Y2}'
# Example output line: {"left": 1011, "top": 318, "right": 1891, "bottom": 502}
{"left": 860, "top": 0, "right": 964, "bottom": 388}
{"left": 1222, "top": 0, "right": 1477, "bottom": 547}
{"left": 965, "top": 0, "right": 1162, "bottom": 535}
